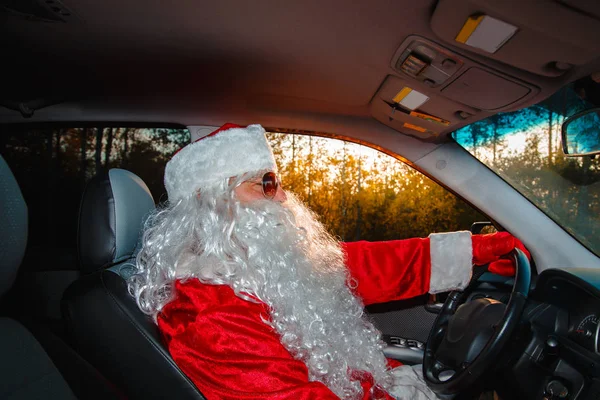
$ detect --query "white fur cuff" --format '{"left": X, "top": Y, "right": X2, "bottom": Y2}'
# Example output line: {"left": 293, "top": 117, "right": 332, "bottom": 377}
{"left": 428, "top": 231, "right": 472, "bottom": 294}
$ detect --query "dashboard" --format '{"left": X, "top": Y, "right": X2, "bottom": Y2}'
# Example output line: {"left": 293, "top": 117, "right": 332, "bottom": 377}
{"left": 567, "top": 300, "right": 600, "bottom": 355}
{"left": 534, "top": 269, "right": 600, "bottom": 356}
{"left": 495, "top": 268, "right": 600, "bottom": 400}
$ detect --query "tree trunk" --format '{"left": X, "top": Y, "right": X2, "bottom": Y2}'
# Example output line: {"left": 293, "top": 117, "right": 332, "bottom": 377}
{"left": 291, "top": 134, "right": 296, "bottom": 193}
{"left": 548, "top": 109, "right": 554, "bottom": 167}
{"left": 54, "top": 129, "right": 62, "bottom": 168}
{"left": 492, "top": 125, "right": 497, "bottom": 165}
{"left": 121, "top": 128, "right": 131, "bottom": 167}
{"left": 575, "top": 156, "right": 591, "bottom": 229}
{"left": 354, "top": 155, "right": 363, "bottom": 241}
{"left": 95, "top": 127, "right": 104, "bottom": 174}
{"left": 104, "top": 128, "right": 114, "bottom": 168}
{"left": 80, "top": 128, "right": 88, "bottom": 185}
{"left": 470, "top": 126, "right": 479, "bottom": 158}
{"left": 340, "top": 143, "right": 348, "bottom": 240}
{"left": 307, "top": 136, "right": 313, "bottom": 205}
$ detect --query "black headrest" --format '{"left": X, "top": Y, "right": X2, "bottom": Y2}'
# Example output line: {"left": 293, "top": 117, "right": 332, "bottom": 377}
{"left": 0, "top": 155, "right": 28, "bottom": 296}
{"left": 78, "top": 169, "right": 155, "bottom": 275}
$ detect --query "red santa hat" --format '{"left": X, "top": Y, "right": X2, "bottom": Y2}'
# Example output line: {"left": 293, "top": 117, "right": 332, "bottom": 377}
{"left": 165, "top": 123, "right": 278, "bottom": 201}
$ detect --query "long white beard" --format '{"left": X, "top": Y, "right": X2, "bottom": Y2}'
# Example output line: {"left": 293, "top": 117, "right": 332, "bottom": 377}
{"left": 132, "top": 184, "right": 437, "bottom": 399}
{"left": 195, "top": 195, "right": 393, "bottom": 399}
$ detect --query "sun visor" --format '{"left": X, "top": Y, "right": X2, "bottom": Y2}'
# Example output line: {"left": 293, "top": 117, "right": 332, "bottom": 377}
{"left": 370, "top": 75, "right": 479, "bottom": 140}
{"left": 431, "top": 0, "right": 600, "bottom": 76}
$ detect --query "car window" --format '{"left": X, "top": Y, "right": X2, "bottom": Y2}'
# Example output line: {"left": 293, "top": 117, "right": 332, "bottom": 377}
{"left": 452, "top": 80, "right": 600, "bottom": 256}
{"left": 266, "top": 132, "right": 486, "bottom": 241}
{"left": 0, "top": 125, "right": 190, "bottom": 270}
{"left": 1, "top": 124, "right": 484, "bottom": 271}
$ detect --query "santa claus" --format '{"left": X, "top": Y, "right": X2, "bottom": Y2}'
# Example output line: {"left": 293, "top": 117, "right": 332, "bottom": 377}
{"left": 129, "top": 123, "right": 526, "bottom": 399}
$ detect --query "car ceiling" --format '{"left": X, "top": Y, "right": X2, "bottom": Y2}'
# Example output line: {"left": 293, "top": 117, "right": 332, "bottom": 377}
{"left": 2, "top": 0, "right": 600, "bottom": 141}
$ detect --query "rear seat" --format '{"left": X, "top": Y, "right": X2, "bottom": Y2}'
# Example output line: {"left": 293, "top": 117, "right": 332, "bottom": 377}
{"left": 0, "top": 154, "right": 122, "bottom": 400}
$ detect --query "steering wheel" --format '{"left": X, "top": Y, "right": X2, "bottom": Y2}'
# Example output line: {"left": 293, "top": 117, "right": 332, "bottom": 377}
{"left": 423, "top": 249, "right": 531, "bottom": 395}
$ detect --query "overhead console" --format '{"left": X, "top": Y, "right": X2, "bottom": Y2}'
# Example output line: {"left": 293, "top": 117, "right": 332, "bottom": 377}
{"left": 370, "top": 74, "right": 479, "bottom": 140}
{"left": 370, "top": 36, "right": 538, "bottom": 140}
{"left": 372, "top": 1, "right": 600, "bottom": 140}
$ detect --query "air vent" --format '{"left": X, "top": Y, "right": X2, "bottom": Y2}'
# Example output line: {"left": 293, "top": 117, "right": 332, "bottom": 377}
{"left": 1, "top": 0, "right": 75, "bottom": 22}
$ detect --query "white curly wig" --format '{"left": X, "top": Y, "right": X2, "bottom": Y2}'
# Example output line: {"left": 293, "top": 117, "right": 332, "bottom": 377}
{"left": 128, "top": 171, "right": 397, "bottom": 399}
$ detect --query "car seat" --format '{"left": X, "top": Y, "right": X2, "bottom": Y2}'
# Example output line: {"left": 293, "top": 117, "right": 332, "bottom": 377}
{"left": 0, "top": 154, "right": 121, "bottom": 400}
{"left": 62, "top": 168, "right": 206, "bottom": 399}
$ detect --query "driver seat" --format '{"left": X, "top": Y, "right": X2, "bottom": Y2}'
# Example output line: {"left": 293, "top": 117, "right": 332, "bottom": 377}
{"left": 62, "top": 169, "right": 206, "bottom": 399}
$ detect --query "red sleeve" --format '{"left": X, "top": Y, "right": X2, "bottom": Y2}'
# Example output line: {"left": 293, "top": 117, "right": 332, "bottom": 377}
{"left": 342, "top": 239, "right": 431, "bottom": 306}
{"left": 158, "top": 279, "right": 340, "bottom": 400}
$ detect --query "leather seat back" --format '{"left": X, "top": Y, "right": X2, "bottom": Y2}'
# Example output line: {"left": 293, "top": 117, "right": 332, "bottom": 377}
{"left": 0, "top": 154, "right": 78, "bottom": 399}
{"left": 63, "top": 169, "right": 205, "bottom": 399}
{"left": 0, "top": 155, "right": 27, "bottom": 295}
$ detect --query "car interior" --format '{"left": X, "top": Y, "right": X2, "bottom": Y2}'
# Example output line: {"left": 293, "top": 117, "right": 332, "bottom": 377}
{"left": 2, "top": 0, "right": 600, "bottom": 399}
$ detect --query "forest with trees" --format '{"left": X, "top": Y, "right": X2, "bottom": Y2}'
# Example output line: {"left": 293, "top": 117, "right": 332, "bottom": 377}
{"left": 0, "top": 126, "right": 190, "bottom": 260}
{"left": 4, "top": 82, "right": 599, "bottom": 262}
{"left": 3, "top": 80, "right": 599, "bottom": 268}
{"left": 1, "top": 124, "right": 484, "bottom": 263}
{"left": 453, "top": 84, "right": 600, "bottom": 255}
{"left": 266, "top": 133, "right": 484, "bottom": 241}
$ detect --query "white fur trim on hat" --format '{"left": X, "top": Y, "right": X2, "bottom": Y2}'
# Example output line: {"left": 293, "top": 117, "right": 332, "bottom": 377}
{"left": 164, "top": 124, "right": 277, "bottom": 201}
{"left": 428, "top": 231, "right": 473, "bottom": 294}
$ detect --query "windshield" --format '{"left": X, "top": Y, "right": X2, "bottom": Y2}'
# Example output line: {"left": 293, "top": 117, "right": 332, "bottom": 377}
{"left": 452, "top": 75, "right": 600, "bottom": 256}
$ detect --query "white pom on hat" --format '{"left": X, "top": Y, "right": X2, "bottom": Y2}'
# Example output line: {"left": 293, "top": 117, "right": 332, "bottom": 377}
{"left": 164, "top": 123, "right": 277, "bottom": 201}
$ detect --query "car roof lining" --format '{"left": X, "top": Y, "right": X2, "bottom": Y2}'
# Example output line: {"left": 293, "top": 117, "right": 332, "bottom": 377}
{"left": 2, "top": 0, "right": 600, "bottom": 142}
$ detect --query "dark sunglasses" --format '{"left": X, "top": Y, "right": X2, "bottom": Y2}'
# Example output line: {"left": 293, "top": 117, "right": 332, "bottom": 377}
{"left": 261, "top": 172, "right": 279, "bottom": 199}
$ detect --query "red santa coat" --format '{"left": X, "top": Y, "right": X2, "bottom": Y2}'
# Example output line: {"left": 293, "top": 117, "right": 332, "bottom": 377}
{"left": 157, "top": 234, "right": 522, "bottom": 399}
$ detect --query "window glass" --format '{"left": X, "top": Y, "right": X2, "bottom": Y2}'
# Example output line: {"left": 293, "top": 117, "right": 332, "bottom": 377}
{"left": 0, "top": 125, "right": 190, "bottom": 269}
{"left": 452, "top": 80, "right": 600, "bottom": 256}
{"left": 1, "top": 125, "right": 484, "bottom": 270}
{"left": 266, "top": 132, "right": 485, "bottom": 241}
